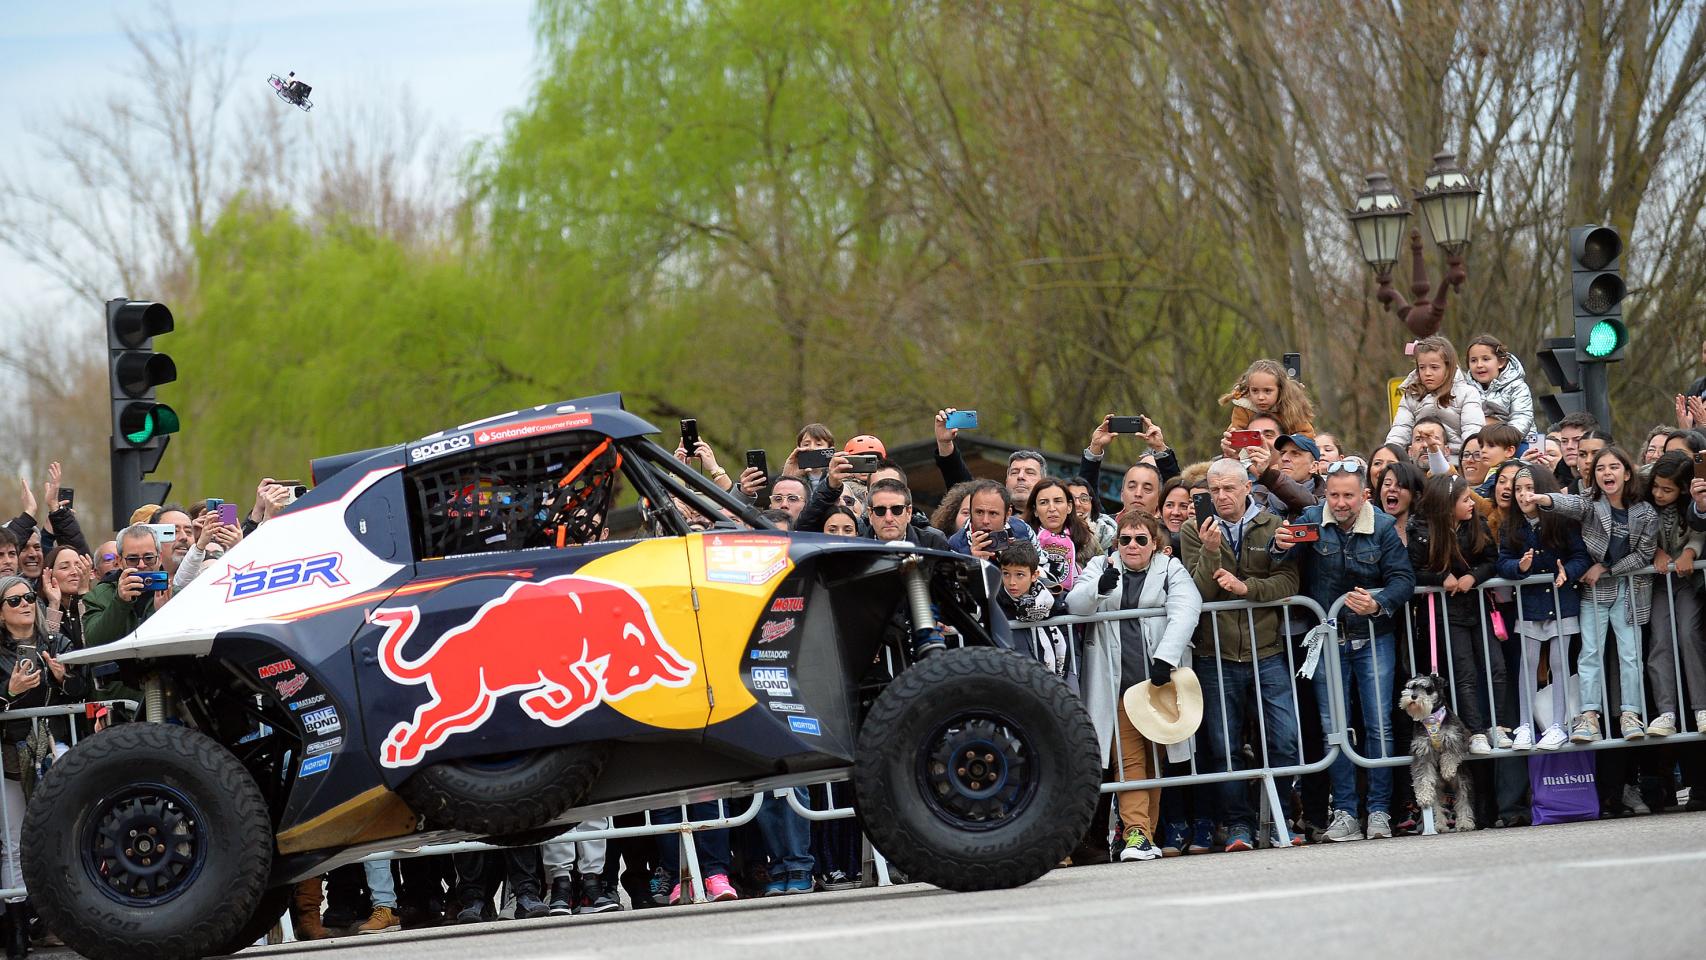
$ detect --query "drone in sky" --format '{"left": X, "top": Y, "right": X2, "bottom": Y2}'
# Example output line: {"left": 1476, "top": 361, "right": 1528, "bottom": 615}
{"left": 267, "top": 71, "right": 313, "bottom": 111}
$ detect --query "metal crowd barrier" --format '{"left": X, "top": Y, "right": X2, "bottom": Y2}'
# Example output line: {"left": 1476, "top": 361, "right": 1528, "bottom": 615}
{"left": 1324, "top": 565, "right": 1705, "bottom": 833}
{"left": 0, "top": 700, "right": 140, "bottom": 901}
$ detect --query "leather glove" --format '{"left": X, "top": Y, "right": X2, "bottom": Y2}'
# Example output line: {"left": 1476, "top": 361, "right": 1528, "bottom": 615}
{"left": 1149, "top": 658, "right": 1173, "bottom": 687}
{"left": 1098, "top": 562, "right": 1120, "bottom": 594}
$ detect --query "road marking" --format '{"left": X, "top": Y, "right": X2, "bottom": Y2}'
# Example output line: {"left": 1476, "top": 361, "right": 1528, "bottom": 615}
{"left": 722, "top": 912, "right": 1050, "bottom": 945}
{"left": 1557, "top": 849, "right": 1706, "bottom": 870}
{"left": 1147, "top": 875, "right": 1458, "bottom": 908}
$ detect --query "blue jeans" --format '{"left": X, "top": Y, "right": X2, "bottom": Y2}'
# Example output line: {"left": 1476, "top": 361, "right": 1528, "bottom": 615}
{"left": 1195, "top": 653, "right": 1302, "bottom": 831}
{"left": 363, "top": 858, "right": 397, "bottom": 909}
{"left": 654, "top": 802, "right": 732, "bottom": 882}
{"left": 756, "top": 788, "right": 815, "bottom": 877}
{"left": 1580, "top": 582, "right": 1643, "bottom": 714}
{"left": 1312, "top": 632, "right": 1396, "bottom": 816}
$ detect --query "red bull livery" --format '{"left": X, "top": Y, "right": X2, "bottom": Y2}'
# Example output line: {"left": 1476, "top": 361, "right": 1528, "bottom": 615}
{"left": 28, "top": 392, "right": 1100, "bottom": 960}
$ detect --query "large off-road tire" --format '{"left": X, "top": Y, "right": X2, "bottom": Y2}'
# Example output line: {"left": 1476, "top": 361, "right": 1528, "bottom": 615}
{"left": 22, "top": 724, "right": 273, "bottom": 960}
{"left": 398, "top": 744, "right": 609, "bottom": 835}
{"left": 854, "top": 647, "right": 1100, "bottom": 891}
{"left": 215, "top": 884, "right": 291, "bottom": 955}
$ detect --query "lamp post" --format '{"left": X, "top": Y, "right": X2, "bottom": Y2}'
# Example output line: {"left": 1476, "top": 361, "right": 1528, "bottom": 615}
{"left": 1346, "top": 151, "right": 1482, "bottom": 340}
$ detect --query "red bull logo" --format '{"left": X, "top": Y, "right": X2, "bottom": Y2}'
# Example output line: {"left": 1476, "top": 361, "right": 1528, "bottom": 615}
{"left": 369, "top": 574, "right": 696, "bottom": 768}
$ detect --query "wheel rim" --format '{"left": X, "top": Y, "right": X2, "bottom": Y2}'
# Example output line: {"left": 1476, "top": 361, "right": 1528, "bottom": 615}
{"left": 917, "top": 712, "right": 1039, "bottom": 831}
{"left": 81, "top": 783, "right": 209, "bottom": 907}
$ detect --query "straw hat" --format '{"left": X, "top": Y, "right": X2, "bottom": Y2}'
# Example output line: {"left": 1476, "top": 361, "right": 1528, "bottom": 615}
{"left": 1121, "top": 667, "right": 1203, "bottom": 745}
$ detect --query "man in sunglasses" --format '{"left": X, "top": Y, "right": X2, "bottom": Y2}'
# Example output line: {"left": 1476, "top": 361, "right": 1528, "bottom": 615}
{"left": 1180, "top": 458, "right": 1303, "bottom": 852}
{"left": 865, "top": 480, "right": 949, "bottom": 550}
{"left": 82, "top": 524, "right": 170, "bottom": 648}
{"left": 1273, "top": 458, "right": 1415, "bottom": 843}
{"left": 93, "top": 540, "right": 122, "bottom": 578}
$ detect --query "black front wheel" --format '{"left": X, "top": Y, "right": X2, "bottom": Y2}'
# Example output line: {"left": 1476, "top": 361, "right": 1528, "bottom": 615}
{"left": 22, "top": 724, "right": 273, "bottom": 960}
{"left": 854, "top": 647, "right": 1100, "bottom": 891}
{"left": 399, "top": 743, "right": 608, "bottom": 835}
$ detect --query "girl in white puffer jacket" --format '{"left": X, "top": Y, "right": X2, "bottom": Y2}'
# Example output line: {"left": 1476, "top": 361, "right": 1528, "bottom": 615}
{"left": 1465, "top": 334, "right": 1536, "bottom": 435}
{"left": 1387, "top": 336, "right": 1486, "bottom": 450}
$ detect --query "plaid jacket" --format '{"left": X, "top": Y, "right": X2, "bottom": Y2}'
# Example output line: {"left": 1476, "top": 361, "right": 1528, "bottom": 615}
{"left": 1543, "top": 493, "right": 1657, "bottom": 624}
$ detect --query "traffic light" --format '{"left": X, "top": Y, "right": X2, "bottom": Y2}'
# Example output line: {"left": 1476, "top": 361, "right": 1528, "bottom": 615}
{"left": 1570, "top": 225, "right": 1626, "bottom": 363}
{"left": 1535, "top": 336, "right": 1585, "bottom": 427}
{"left": 107, "top": 299, "right": 177, "bottom": 522}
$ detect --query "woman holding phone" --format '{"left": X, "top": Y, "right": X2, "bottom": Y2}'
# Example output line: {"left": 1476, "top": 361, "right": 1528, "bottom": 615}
{"left": 0, "top": 574, "right": 86, "bottom": 957}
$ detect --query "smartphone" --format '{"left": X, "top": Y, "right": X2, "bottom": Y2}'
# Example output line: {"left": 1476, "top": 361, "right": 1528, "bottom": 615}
{"left": 1283, "top": 352, "right": 1302, "bottom": 381}
{"left": 205, "top": 497, "right": 224, "bottom": 512}
{"left": 1106, "top": 416, "right": 1147, "bottom": 435}
{"left": 139, "top": 571, "right": 170, "bottom": 592}
{"left": 943, "top": 410, "right": 979, "bottom": 431}
{"left": 15, "top": 644, "right": 37, "bottom": 675}
{"left": 795, "top": 448, "right": 833, "bottom": 470}
{"left": 984, "top": 528, "right": 1013, "bottom": 551}
{"left": 274, "top": 480, "right": 308, "bottom": 503}
{"left": 1192, "top": 492, "right": 1215, "bottom": 526}
{"left": 59, "top": 487, "right": 74, "bottom": 508}
{"left": 679, "top": 418, "right": 700, "bottom": 455}
{"left": 1525, "top": 431, "right": 1542, "bottom": 448}
{"left": 746, "top": 449, "right": 769, "bottom": 477}
{"left": 1694, "top": 451, "right": 1706, "bottom": 482}
{"left": 845, "top": 454, "right": 881, "bottom": 474}
{"left": 146, "top": 522, "right": 177, "bottom": 544}
{"left": 1229, "top": 430, "right": 1264, "bottom": 449}
{"left": 218, "top": 503, "right": 240, "bottom": 527}
{"left": 1283, "top": 523, "right": 1321, "bottom": 543}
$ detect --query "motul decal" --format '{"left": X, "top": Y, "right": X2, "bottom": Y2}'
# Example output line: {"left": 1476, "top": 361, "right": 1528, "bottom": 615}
{"left": 768, "top": 596, "right": 804, "bottom": 613}
{"left": 369, "top": 574, "right": 696, "bottom": 768}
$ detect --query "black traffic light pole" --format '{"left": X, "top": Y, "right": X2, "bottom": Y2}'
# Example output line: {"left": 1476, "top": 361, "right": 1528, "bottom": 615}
{"left": 1580, "top": 363, "right": 1612, "bottom": 435}
{"left": 107, "top": 298, "right": 178, "bottom": 527}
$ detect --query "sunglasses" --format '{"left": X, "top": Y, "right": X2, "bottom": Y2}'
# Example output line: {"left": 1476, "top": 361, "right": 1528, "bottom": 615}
{"left": 1117, "top": 534, "right": 1151, "bottom": 546}
{"left": 123, "top": 554, "right": 159, "bottom": 566}
{"left": 1326, "top": 459, "right": 1367, "bottom": 475}
{"left": 2, "top": 593, "right": 37, "bottom": 608}
{"left": 869, "top": 504, "right": 910, "bottom": 517}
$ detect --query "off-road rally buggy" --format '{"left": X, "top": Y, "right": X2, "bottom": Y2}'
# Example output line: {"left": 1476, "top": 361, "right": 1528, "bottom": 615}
{"left": 31, "top": 394, "right": 1099, "bottom": 960}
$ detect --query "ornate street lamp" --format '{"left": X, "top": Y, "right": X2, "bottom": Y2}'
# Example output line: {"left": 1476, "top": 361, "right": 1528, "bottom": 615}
{"left": 1346, "top": 151, "right": 1481, "bottom": 339}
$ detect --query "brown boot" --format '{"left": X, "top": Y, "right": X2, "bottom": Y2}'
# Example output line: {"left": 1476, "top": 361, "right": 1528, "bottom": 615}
{"left": 355, "top": 906, "right": 399, "bottom": 935}
{"left": 292, "top": 878, "right": 330, "bottom": 941}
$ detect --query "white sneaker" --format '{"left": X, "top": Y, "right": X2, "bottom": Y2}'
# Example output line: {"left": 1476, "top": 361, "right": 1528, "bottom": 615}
{"left": 1489, "top": 727, "right": 1514, "bottom": 750}
{"left": 1623, "top": 784, "right": 1651, "bottom": 816}
{"left": 1647, "top": 713, "right": 1677, "bottom": 737}
{"left": 1511, "top": 724, "right": 1535, "bottom": 750}
{"left": 1468, "top": 733, "right": 1492, "bottom": 755}
{"left": 1366, "top": 811, "right": 1393, "bottom": 839}
{"left": 1323, "top": 809, "right": 1363, "bottom": 842}
{"left": 1536, "top": 725, "right": 1568, "bottom": 750}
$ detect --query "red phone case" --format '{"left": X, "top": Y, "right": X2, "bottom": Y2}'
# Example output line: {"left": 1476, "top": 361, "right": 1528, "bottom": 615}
{"left": 1230, "top": 431, "right": 1263, "bottom": 448}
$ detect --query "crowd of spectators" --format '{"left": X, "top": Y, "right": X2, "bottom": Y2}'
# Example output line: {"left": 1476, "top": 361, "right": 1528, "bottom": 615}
{"left": 4, "top": 336, "right": 1706, "bottom": 949}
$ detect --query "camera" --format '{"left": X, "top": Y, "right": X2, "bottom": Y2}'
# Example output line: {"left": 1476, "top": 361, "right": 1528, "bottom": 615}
{"left": 139, "top": 571, "right": 170, "bottom": 592}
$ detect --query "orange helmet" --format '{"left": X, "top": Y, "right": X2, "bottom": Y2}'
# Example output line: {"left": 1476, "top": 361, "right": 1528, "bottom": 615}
{"left": 844, "top": 435, "right": 886, "bottom": 458}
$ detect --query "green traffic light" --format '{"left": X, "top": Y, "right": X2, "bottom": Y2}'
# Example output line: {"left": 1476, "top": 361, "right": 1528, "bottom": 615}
{"left": 120, "top": 403, "right": 180, "bottom": 445}
{"left": 1583, "top": 319, "right": 1625, "bottom": 359}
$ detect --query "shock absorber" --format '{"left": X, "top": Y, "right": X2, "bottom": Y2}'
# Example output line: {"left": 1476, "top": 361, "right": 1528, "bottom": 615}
{"left": 143, "top": 674, "right": 166, "bottom": 723}
{"left": 901, "top": 556, "right": 946, "bottom": 658}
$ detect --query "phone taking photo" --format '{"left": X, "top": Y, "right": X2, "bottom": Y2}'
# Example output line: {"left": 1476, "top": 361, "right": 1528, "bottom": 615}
{"left": 943, "top": 410, "right": 979, "bottom": 431}
{"left": 984, "top": 528, "right": 1013, "bottom": 551}
{"left": 1106, "top": 416, "right": 1147, "bottom": 435}
{"left": 1192, "top": 492, "right": 1215, "bottom": 527}
{"left": 845, "top": 454, "right": 881, "bottom": 474}
{"left": 1694, "top": 451, "right": 1706, "bottom": 482}
{"left": 218, "top": 503, "right": 240, "bottom": 527}
{"left": 679, "top": 418, "right": 700, "bottom": 455}
{"left": 746, "top": 449, "right": 769, "bottom": 477}
{"left": 1229, "top": 430, "right": 1264, "bottom": 449}
{"left": 146, "top": 522, "right": 177, "bottom": 544}
{"left": 59, "top": 487, "right": 74, "bottom": 509}
{"left": 1283, "top": 352, "right": 1302, "bottom": 381}
{"left": 795, "top": 448, "right": 833, "bottom": 470}
{"left": 1283, "top": 523, "right": 1321, "bottom": 543}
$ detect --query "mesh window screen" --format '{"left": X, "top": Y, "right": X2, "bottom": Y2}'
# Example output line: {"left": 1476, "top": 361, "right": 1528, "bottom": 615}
{"left": 407, "top": 433, "right": 622, "bottom": 558}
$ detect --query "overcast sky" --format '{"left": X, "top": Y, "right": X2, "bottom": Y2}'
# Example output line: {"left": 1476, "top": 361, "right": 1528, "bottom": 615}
{"left": 0, "top": 0, "right": 537, "bottom": 321}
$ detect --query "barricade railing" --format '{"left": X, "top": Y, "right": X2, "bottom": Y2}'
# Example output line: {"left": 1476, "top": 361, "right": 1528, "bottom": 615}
{"left": 1015, "top": 595, "right": 1338, "bottom": 847}
{"left": 1324, "top": 565, "right": 1705, "bottom": 833}
{"left": 0, "top": 700, "right": 141, "bottom": 901}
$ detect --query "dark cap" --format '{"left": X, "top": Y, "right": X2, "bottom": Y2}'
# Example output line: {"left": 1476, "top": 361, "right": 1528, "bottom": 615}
{"left": 1275, "top": 434, "right": 1322, "bottom": 459}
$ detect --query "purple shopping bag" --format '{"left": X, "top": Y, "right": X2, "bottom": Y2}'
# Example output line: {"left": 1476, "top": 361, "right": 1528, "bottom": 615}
{"left": 1530, "top": 751, "right": 1599, "bottom": 825}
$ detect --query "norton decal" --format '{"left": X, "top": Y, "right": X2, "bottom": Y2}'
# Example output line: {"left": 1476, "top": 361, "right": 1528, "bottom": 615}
{"left": 369, "top": 574, "right": 696, "bottom": 769}
{"left": 214, "top": 553, "right": 347, "bottom": 601}
{"left": 703, "top": 534, "right": 789, "bottom": 586}
{"left": 299, "top": 754, "right": 332, "bottom": 777}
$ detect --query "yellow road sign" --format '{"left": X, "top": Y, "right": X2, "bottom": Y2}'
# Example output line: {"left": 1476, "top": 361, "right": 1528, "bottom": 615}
{"left": 1389, "top": 377, "right": 1405, "bottom": 422}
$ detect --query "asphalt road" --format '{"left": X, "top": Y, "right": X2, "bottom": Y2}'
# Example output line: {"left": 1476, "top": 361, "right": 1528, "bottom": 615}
{"left": 225, "top": 812, "right": 1706, "bottom": 960}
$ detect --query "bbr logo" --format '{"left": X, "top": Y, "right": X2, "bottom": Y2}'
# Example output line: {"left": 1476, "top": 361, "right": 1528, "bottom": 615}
{"left": 216, "top": 554, "right": 348, "bottom": 601}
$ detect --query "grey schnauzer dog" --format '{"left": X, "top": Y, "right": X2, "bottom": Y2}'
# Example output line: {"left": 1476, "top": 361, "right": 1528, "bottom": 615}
{"left": 1399, "top": 674, "right": 1475, "bottom": 832}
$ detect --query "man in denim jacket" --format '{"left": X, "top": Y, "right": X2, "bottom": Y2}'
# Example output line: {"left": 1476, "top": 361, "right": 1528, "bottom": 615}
{"left": 1274, "top": 460, "right": 1415, "bottom": 842}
